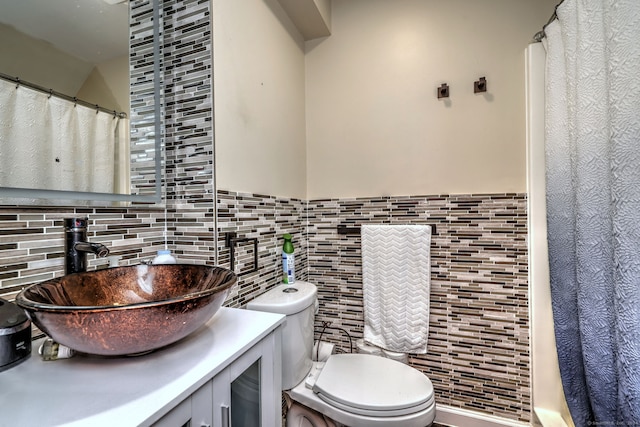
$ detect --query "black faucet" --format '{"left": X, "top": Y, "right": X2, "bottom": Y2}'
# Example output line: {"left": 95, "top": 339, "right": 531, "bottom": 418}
{"left": 64, "top": 218, "right": 110, "bottom": 274}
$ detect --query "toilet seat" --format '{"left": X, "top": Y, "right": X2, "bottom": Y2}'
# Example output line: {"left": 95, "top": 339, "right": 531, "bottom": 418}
{"left": 312, "top": 354, "right": 434, "bottom": 417}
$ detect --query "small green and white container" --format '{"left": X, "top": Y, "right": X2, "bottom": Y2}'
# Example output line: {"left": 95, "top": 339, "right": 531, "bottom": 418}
{"left": 282, "top": 234, "right": 295, "bottom": 284}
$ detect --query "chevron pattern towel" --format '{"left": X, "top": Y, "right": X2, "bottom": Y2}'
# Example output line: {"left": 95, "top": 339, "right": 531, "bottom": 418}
{"left": 361, "top": 224, "right": 431, "bottom": 354}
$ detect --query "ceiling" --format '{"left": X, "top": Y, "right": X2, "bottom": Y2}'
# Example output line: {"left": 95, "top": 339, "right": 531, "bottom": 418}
{"left": 0, "top": 0, "right": 129, "bottom": 64}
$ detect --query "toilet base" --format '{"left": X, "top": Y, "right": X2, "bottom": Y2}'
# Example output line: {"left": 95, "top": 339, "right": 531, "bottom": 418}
{"left": 286, "top": 402, "right": 339, "bottom": 427}
{"left": 287, "top": 380, "right": 435, "bottom": 427}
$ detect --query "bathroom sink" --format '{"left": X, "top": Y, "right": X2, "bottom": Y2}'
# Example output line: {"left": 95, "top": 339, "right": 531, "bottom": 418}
{"left": 16, "top": 264, "right": 237, "bottom": 356}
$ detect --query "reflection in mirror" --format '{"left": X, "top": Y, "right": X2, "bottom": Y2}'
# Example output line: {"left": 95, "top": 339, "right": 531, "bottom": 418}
{"left": 0, "top": 0, "right": 162, "bottom": 205}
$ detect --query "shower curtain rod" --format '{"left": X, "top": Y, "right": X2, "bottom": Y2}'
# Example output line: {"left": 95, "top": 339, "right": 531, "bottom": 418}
{"left": 0, "top": 71, "right": 127, "bottom": 118}
{"left": 533, "top": 0, "right": 566, "bottom": 42}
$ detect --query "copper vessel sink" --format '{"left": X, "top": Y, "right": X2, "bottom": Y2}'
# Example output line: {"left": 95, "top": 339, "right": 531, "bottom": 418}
{"left": 16, "top": 264, "right": 237, "bottom": 356}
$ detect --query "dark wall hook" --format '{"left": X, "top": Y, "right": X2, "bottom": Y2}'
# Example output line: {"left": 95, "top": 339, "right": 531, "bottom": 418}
{"left": 474, "top": 77, "right": 487, "bottom": 93}
{"left": 437, "top": 83, "right": 449, "bottom": 99}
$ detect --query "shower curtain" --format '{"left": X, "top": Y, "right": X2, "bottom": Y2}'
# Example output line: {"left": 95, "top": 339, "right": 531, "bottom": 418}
{"left": 0, "top": 78, "right": 119, "bottom": 194}
{"left": 545, "top": 0, "right": 640, "bottom": 425}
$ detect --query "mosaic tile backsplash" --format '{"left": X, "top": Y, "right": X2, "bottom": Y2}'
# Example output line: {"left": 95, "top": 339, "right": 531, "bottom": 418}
{"left": 0, "top": 192, "right": 530, "bottom": 424}
{"left": 216, "top": 190, "right": 308, "bottom": 308}
{"left": 0, "top": 207, "right": 166, "bottom": 300}
{"left": 306, "top": 193, "right": 530, "bottom": 423}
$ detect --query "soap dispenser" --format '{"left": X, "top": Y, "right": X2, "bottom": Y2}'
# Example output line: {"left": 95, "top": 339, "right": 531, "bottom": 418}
{"left": 152, "top": 250, "right": 177, "bottom": 264}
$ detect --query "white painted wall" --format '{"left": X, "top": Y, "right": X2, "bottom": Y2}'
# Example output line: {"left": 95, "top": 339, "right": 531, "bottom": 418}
{"left": 213, "top": 0, "right": 307, "bottom": 199}
{"left": 313, "top": 0, "right": 331, "bottom": 28}
{"left": 77, "top": 55, "right": 130, "bottom": 115}
{"left": 214, "top": 0, "right": 556, "bottom": 200}
{"left": 305, "top": 0, "right": 558, "bottom": 199}
{"left": 0, "top": 23, "right": 128, "bottom": 114}
{"left": 0, "top": 23, "right": 92, "bottom": 95}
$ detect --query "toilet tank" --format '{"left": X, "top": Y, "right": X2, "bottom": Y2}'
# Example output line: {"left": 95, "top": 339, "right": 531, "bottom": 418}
{"left": 246, "top": 282, "right": 317, "bottom": 390}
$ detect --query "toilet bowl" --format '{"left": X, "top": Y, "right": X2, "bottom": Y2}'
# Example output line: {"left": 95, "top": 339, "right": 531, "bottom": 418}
{"left": 247, "top": 282, "right": 436, "bottom": 427}
{"left": 291, "top": 354, "right": 435, "bottom": 427}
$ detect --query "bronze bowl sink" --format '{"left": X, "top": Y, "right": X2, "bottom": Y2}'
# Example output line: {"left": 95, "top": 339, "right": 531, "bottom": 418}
{"left": 16, "top": 264, "right": 237, "bottom": 356}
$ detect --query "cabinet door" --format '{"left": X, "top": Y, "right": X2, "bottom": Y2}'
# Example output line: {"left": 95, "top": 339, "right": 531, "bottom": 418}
{"left": 152, "top": 396, "right": 192, "bottom": 427}
{"left": 152, "top": 381, "right": 213, "bottom": 427}
{"left": 191, "top": 381, "right": 214, "bottom": 427}
{"left": 212, "top": 330, "right": 282, "bottom": 427}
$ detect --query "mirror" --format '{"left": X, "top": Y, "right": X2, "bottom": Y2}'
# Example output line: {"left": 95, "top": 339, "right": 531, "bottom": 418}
{"left": 0, "top": 0, "right": 162, "bottom": 205}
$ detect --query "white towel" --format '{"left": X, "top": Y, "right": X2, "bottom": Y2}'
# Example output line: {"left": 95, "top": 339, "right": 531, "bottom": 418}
{"left": 361, "top": 224, "right": 431, "bottom": 354}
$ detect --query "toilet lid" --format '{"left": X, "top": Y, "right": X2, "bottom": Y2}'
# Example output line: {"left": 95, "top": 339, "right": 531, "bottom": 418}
{"left": 312, "top": 354, "right": 434, "bottom": 417}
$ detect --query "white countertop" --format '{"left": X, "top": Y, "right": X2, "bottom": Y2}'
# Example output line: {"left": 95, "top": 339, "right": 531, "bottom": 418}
{"left": 0, "top": 307, "right": 285, "bottom": 427}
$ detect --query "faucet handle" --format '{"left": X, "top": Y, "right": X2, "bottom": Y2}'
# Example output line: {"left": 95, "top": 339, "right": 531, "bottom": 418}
{"left": 64, "top": 217, "right": 88, "bottom": 231}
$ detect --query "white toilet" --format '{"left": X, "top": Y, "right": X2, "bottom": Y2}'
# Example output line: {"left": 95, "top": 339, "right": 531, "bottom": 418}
{"left": 247, "top": 281, "right": 436, "bottom": 427}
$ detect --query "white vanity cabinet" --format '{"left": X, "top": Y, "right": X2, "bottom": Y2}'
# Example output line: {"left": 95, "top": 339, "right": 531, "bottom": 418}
{"left": 212, "top": 329, "right": 282, "bottom": 427}
{"left": 152, "top": 381, "right": 213, "bottom": 427}
{"left": 0, "top": 308, "right": 284, "bottom": 427}
{"left": 153, "top": 320, "right": 282, "bottom": 427}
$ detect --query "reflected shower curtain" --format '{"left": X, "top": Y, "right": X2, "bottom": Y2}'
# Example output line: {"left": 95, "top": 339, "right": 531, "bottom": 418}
{"left": 114, "top": 117, "right": 131, "bottom": 195}
{"left": 545, "top": 0, "right": 640, "bottom": 425}
{"left": 0, "top": 78, "right": 118, "bottom": 194}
